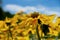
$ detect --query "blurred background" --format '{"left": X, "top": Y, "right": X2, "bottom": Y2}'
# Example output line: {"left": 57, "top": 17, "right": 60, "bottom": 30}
{"left": 0, "top": 0, "right": 60, "bottom": 40}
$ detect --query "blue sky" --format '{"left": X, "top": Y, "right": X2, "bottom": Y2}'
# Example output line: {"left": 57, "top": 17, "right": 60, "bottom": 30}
{"left": 2, "top": 0, "right": 60, "bottom": 7}
{"left": 2, "top": 0, "right": 60, "bottom": 16}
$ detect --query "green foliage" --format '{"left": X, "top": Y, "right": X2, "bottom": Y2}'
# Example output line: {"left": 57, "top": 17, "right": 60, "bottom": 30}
{"left": 58, "top": 32, "right": 60, "bottom": 38}
{"left": 0, "top": 7, "right": 14, "bottom": 20}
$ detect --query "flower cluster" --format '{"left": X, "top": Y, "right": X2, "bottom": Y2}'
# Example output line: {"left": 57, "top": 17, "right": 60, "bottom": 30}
{"left": 0, "top": 12, "right": 60, "bottom": 40}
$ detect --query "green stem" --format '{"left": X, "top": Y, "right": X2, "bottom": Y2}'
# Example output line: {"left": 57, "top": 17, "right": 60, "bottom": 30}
{"left": 36, "top": 25, "right": 41, "bottom": 40}
{"left": 8, "top": 26, "right": 13, "bottom": 40}
{"left": 29, "top": 31, "right": 33, "bottom": 40}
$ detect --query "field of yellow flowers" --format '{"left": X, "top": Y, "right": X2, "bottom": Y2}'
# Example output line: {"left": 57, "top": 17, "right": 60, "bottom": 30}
{"left": 0, "top": 12, "right": 60, "bottom": 40}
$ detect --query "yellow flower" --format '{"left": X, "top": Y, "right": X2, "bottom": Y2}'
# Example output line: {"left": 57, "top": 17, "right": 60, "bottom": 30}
{"left": 48, "top": 14, "right": 56, "bottom": 23}
{"left": 24, "top": 35, "right": 29, "bottom": 40}
{"left": 23, "top": 31, "right": 28, "bottom": 36}
{"left": 38, "top": 14, "right": 50, "bottom": 24}
{"left": 0, "top": 21, "right": 8, "bottom": 31}
{"left": 16, "top": 35, "right": 29, "bottom": 40}
{"left": 49, "top": 27, "right": 58, "bottom": 36}
{"left": 5, "top": 17, "right": 11, "bottom": 23}
{"left": 28, "top": 28, "right": 36, "bottom": 34}
{"left": 49, "top": 23, "right": 58, "bottom": 29}
{"left": 56, "top": 17, "right": 60, "bottom": 25}
{"left": 53, "top": 30, "right": 58, "bottom": 36}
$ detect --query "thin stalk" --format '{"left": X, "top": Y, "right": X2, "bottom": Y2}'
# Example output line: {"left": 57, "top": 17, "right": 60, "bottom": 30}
{"left": 8, "top": 25, "right": 13, "bottom": 40}
{"left": 9, "top": 26, "right": 13, "bottom": 40}
{"left": 36, "top": 25, "right": 41, "bottom": 40}
{"left": 29, "top": 31, "right": 34, "bottom": 40}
